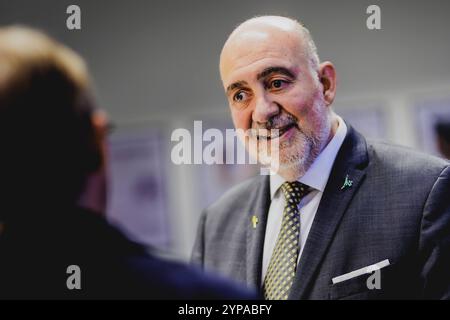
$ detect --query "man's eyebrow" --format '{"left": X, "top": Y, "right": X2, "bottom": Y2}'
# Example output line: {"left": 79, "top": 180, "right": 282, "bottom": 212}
{"left": 226, "top": 81, "right": 248, "bottom": 95}
{"left": 256, "top": 66, "right": 296, "bottom": 81}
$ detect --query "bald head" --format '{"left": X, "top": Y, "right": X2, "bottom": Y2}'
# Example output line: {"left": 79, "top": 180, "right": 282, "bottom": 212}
{"left": 220, "top": 16, "right": 319, "bottom": 82}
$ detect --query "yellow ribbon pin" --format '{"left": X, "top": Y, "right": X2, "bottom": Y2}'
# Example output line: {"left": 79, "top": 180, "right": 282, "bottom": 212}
{"left": 251, "top": 215, "right": 259, "bottom": 229}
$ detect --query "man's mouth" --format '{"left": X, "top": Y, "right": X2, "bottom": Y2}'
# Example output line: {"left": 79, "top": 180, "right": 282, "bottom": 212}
{"left": 256, "top": 123, "right": 296, "bottom": 140}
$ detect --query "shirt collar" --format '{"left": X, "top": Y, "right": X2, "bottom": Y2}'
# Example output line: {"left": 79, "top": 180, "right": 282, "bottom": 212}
{"left": 270, "top": 116, "right": 347, "bottom": 199}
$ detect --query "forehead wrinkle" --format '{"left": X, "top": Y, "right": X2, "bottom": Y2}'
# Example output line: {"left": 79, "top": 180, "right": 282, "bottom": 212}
{"left": 222, "top": 51, "right": 302, "bottom": 90}
{"left": 256, "top": 66, "right": 296, "bottom": 81}
{"left": 221, "top": 30, "right": 306, "bottom": 78}
{"left": 222, "top": 54, "right": 301, "bottom": 93}
{"left": 226, "top": 80, "right": 248, "bottom": 94}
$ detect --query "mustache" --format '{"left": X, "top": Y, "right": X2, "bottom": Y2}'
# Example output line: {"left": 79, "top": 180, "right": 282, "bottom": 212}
{"left": 252, "top": 114, "right": 298, "bottom": 131}
{"left": 250, "top": 114, "right": 299, "bottom": 139}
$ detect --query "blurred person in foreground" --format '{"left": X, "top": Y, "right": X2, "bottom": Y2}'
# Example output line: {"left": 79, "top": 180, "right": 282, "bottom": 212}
{"left": 0, "top": 26, "right": 257, "bottom": 299}
{"left": 192, "top": 16, "right": 450, "bottom": 300}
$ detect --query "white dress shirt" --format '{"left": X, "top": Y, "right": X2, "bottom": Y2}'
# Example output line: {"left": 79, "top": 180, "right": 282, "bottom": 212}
{"left": 261, "top": 116, "right": 347, "bottom": 284}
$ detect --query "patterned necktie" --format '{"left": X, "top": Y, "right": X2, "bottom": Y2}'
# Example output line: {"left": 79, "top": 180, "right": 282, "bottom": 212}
{"left": 263, "top": 181, "right": 310, "bottom": 300}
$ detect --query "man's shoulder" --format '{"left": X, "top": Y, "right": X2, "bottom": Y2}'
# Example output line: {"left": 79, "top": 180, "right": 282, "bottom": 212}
{"left": 128, "top": 253, "right": 257, "bottom": 299}
{"left": 367, "top": 139, "right": 449, "bottom": 175}
{"left": 64, "top": 209, "right": 256, "bottom": 298}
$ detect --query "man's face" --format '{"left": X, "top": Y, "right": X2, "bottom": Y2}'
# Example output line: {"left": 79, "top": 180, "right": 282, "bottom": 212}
{"left": 220, "top": 24, "right": 332, "bottom": 180}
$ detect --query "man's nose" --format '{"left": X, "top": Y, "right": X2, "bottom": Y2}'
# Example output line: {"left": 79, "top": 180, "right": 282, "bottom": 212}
{"left": 252, "top": 94, "right": 279, "bottom": 124}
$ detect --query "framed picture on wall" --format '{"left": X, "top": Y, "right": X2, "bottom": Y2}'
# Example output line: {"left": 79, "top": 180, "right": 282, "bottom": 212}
{"left": 193, "top": 118, "right": 260, "bottom": 210}
{"left": 415, "top": 97, "right": 450, "bottom": 157}
{"left": 107, "top": 128, "right": 171, "bottom": 250}
{"left": 336, "top": 104, "right": 387, "bottom": 141}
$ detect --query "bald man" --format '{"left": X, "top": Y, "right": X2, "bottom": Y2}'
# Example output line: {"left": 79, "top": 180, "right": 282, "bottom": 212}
{"left": 192, "top": 16, "right": 450, "bottom": 300}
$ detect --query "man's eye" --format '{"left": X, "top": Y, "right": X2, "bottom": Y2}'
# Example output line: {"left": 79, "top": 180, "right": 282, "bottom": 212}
{"left": 269, "top": 79, "right": 288, "bottom": 89}
{"left": 233, "top": 91, "right": 247, "bottom": 102}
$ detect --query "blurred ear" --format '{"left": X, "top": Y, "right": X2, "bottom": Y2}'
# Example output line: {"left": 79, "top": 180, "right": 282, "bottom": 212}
{"left": 319, "top": 61, "right": 337, "bottom": 106}
{"left": 91, "top": 109, "right": 109, "bottom": 169}
{"left": 77, "top": 110, "right": 109, "bottom": 215}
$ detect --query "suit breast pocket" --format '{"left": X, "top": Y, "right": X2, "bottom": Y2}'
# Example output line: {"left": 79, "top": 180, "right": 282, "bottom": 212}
{"left": 329, "top": 273, "right": 371, "bottom": 299}
{"left": 329, "top": 265, "right": 394, "bottom": 300}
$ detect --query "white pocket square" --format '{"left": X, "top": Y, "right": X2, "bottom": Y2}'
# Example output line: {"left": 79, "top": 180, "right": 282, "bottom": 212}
{"left": 332, "top": 259, "right": 390, "bottom": 284}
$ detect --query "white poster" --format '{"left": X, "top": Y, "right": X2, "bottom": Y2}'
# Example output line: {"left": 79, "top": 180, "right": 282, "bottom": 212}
{"left": 416, "top": 97, "right": 450, "bottom": 156}
{"left": 194, "top": 118, "right": 259, "bottom": 210}
{"left": 337, "top": 106, "right": 387, "bottom": 140}
{"left": 106, "top": 129, "right": 170, "bottom": 249}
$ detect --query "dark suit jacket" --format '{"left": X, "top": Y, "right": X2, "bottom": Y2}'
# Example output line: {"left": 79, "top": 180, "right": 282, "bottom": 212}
{"left": 192, "top": 125, "right": 450, "bottom": 299}
{"left": 0, "top": 205, "right": 256, "bottom": 299}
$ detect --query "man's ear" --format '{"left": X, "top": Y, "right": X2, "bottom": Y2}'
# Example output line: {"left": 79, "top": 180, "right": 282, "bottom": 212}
{"left": 91, "top": 110, "right": 109, "bottom": 170}
{"left": 77, "top": 110, "right": 109, "bottom": 215}
{"left": 319, "top": 62, "right": 337, "bottom": 106}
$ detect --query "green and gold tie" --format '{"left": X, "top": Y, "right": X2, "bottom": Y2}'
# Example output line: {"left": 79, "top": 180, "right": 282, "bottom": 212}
{"left": 263, "top": 181, "right": 310, "bottom": 300}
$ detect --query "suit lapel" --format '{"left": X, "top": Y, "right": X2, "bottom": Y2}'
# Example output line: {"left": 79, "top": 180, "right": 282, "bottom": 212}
{"left": 288, "top": 125, "right": 370, "bottom": 299}
{"left": 245, "top": 175, "right": 271, "bottom": 289}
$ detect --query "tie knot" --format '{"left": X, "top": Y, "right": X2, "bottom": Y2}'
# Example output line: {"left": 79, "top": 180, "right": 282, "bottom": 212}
{"left": 280, "top": 181, "right": 309, "bottom": 205}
